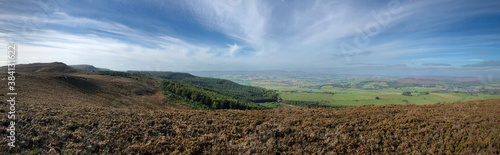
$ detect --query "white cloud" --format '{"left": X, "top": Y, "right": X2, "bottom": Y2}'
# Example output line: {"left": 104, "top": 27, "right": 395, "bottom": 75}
{"left": 0, "top": 29, "right": 220, "bottom": 71}
{"left": 48, "top": 12, "right": 139, "bottom": 37}
{"left": 186, "top": 0, "right": 270, "bottom": 49}
{"left": 227, "top": 43, "right": 241, "bottom": 57}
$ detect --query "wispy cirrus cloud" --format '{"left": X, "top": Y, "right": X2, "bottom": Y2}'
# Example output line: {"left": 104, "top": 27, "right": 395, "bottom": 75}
{"left": 462, "top": 60, "right": 500, "bottom": 68}
{"left": 473, "top": 51, "right": 490, "bottom": 55}
{"left": 332, "top": 51, "right": 374, "bottom": 57}
{"left": 0, "top": 29, "right": 258, "bottom": 71}
{"left": 185, "top": 0, "right": 270, "bottom": 47}
{"left": 422, "top": 63, "right": 451, "bottom": 66}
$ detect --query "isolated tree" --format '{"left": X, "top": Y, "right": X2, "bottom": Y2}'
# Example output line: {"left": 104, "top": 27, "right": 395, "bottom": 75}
{"left": 402, "top": 92, "right": 412, "bottom": 96}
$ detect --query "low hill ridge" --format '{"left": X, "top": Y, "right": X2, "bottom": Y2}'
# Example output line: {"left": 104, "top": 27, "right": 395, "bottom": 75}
{"left": 0, "top": 62, "right": 78, "bottom": 73}
{"left": 70, "top": 64, "right": 111, "bottom": 71}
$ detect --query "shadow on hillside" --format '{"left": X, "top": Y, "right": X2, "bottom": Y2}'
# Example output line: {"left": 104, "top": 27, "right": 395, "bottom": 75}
{"left": 56, "top": 75, "right": 100, "bottom": 94}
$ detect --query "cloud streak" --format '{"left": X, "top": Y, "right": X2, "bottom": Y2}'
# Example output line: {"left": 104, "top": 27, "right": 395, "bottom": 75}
{"left": 422, "top": 63, "right": 451, "bottom": 66}
{"left": 462, "top": 60, "right": 500, "bottom": 68}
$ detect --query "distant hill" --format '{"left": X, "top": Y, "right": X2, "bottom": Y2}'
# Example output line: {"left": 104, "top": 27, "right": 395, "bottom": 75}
{"left": 400, "top": 76, "right": 497, "bottom": 82}
{"left": 70, "top": 64, "right": 111, "bottom": 71}
{"left": 0, "top": 62, "right": 78, "bottom": 73}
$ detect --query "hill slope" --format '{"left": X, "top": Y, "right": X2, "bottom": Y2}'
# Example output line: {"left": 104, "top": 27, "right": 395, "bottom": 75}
{"left": 130, "top": 71, "right": 278, "bottom": 103}
{"left": 130, "top": 71, "right": 279, "bottom": 109}
{"left": 69, "top": 64, "right": 111, "bottom": 71}
{"left": 0, "top": 62, "right": 187, "bottom": 110}
{"left": 1, "top": 94, "right": 498, "bottom": 154}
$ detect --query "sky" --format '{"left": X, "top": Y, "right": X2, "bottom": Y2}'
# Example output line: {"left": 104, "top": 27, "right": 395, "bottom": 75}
{"left": 0, "top": 0, "right": 499, "bottom": 77}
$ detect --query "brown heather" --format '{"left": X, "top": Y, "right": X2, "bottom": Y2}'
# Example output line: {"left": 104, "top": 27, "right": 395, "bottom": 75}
{"left": 0, "top": 67, "right": 498, "bottom": 154}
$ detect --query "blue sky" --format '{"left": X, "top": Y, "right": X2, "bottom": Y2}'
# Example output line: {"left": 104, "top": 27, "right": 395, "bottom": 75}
{"left": 0, "top": 0, "right": 499, "bottom": 77}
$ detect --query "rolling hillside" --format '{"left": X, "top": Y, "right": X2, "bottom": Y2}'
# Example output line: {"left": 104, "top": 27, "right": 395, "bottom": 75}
{"left": 0, "top": 62, "right": 187, "bottom": 110}
{"left": 130, "top": 71, "right": 279, "bottom": 109}
{"left": 1, "top": 63, "right": 279, "bottom": 110}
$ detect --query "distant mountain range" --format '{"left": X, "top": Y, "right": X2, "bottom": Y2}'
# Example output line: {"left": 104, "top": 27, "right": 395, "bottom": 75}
{"left": 399, "top": 76, "right": 496, "bottom": 82}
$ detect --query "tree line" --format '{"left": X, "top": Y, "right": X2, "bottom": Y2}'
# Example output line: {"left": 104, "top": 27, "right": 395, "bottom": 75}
{"left": 131, "top": 71, "right": 279, "bottom": 103}
{"left": 160, "top": 80, "right": 263, "bottom": 110}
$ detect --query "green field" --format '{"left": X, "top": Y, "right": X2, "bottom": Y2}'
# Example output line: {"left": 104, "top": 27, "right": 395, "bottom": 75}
{"left": 268, "top": 86, "right": 324, "bottom": 93}
{"left": 280, "top": 92, "right": 500, "bottom": 107}
{"left": 265, "top": 84, "right": 500, "bottom": 108}
{"left": 398, "top": 88, "right": 443, "bottom": 92}
{"left": 280, "top": 93, "right": 334, "bottom": 101}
